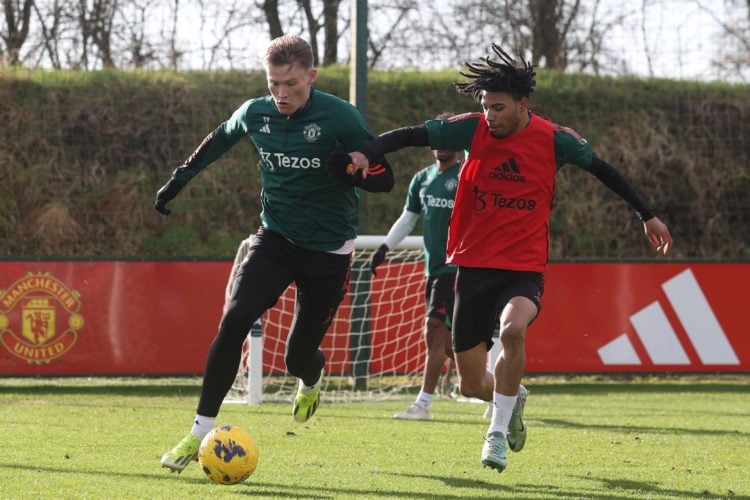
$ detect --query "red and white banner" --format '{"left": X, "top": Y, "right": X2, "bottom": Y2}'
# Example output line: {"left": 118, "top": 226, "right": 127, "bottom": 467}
{"left": 529, "top": 263, "right": 745, "bottom": 372}
{"left": 0, "top": 261, "right": 747, "bottom": 375}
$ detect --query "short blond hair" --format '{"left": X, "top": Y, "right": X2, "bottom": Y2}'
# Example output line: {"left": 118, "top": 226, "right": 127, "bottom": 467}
{"left": 264, "top": 35, "right": 314, "bottom": 70}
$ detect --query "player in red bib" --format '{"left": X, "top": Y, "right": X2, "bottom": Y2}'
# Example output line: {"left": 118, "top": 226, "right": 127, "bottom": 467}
{"left": 342, "top": 43, "right": 673, "bottom": 473}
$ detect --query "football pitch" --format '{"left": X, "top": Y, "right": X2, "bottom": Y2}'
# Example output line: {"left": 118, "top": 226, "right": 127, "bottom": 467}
{"left": 0, "top": 375, "right": 747, "bottom": 499}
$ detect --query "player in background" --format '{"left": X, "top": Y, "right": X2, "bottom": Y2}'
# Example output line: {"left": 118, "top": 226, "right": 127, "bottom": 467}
{"left": 370, "top": 113, "right": 464, "bottom": 421}
{"left": 337, "top": 43, "right": 673, "bottom": 473}
{"left": 155, "top": 35, "right": 394, "bottom": 474}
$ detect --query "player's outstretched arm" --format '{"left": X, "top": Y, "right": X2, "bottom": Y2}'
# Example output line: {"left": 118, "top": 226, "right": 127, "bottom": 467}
{"left": 586, "top": 153, "right": 674, "bottom": 255}
{"left": 349, "top": 125, "right": 431, "bottom": 176}
{"left": 154, "top": 128, "right": 232, "bottom": 215}
{"left": 154, "top": 177, "right": 186, "bottom": 215}
{"left": 154, "top": 131, "right": 219, "bottom": 215}
{"left": 643, "top": 217, "right": 673, "bottom": 256}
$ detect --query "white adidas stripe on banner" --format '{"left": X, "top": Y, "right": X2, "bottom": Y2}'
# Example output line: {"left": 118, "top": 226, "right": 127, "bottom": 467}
{"left": 630, "top": 302, "right": 690, "bottom": 364}
{"left": 662, "top": 269, "right": 739, "bottom": 365}
{"left": 598, "top": 267, "right": 739, "bottom": 366}
{"left": 597, "top": 333, "right": 641, "bottom": 365}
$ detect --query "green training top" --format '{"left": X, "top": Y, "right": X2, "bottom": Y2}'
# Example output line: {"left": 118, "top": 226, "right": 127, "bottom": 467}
{"left": 173, "top": 88, "right": 377, "bottom": 252}
{"left": 404, "top": 161, "right": 460, "bottom": 276}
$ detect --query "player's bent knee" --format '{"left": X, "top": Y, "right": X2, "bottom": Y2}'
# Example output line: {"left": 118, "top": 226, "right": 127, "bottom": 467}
{"left": 499, "top": 326, "right": 526, "bottom": 349}
{"left": 458, "top": 378, "right": 485, "bottom": 399}
{"left": 218, "top": 309, "right": 256, "bottom": 345}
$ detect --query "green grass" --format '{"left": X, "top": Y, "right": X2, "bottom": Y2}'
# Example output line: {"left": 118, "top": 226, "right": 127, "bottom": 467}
{"left": 0, "top": 375, "right": 747, "bottom": 499}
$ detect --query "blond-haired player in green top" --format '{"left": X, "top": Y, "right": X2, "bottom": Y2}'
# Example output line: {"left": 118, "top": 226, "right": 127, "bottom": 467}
{"left": 155, "top": 35, "right": 393, "bottom": 474}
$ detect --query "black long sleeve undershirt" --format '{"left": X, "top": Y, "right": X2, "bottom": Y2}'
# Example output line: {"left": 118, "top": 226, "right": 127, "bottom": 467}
{"left": 357, "top": 125, "right": 430, "bottom": 160}
{"left": 587, "top": 154, "right": 654, "bottom": 222}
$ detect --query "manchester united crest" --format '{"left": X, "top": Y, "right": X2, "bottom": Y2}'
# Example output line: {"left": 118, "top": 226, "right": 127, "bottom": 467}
{"left": 303, "top": 122, "right": 322, "bottom": 142}
{"left": 0, "top": 272, "right": 84, "bottom": 364}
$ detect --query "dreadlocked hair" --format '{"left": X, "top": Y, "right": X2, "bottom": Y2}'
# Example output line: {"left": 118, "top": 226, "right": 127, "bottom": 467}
{"left": 454, "top": 43, "right": 536, "bottom": 102}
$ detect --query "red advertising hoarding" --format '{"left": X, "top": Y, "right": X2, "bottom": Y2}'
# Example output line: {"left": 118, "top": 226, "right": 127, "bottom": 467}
{"left": 530, "top": 263, "right": 745, "bottom": 372}
{"left": 0, "top": 261, "right": 746, "bottom": 375}
{"left": 0, "top": 261, "right": 227, "bottom": 375}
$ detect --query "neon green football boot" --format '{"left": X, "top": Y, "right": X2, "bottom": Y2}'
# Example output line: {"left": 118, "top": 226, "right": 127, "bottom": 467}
{"left": 293, "top": 370, "right": 323, "bottom": 423}
{"left": 160, "top": 433, "right": 201, "bottom": 473}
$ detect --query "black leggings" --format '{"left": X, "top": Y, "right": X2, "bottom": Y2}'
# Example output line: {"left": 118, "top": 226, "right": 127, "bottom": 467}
{"left": 197, "top": 227, "right": 351, "bottom": 417}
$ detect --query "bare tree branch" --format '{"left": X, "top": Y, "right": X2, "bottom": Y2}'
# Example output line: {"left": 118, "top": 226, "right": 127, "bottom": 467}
{"left": 2, "top": 0, "right": 34, "bottom": 65}
{"left": 296, "top": 0, "right": 319, "bottom": 65}
{"left": 31, "top": 0, "right": 62, "bottom": 68}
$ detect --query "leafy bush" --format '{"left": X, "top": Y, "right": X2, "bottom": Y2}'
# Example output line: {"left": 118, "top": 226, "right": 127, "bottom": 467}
{"left": 1, "top": 68, "right": 748, "bottom": 259}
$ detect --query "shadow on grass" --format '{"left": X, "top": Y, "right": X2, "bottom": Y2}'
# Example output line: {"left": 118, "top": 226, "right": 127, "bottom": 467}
{"left": 527, "top": 382, "right": 748, "bottom": 396}
{"left": 389, "top": 471, "right": 736, "bottom": 500}
{"left": 385, "top": 470, "right": 589, "bottom": 498}
{"left": 0, "top": 384, "right": 203, "bottom": 397}
{"left": 0, "top": 461, "right": 568, "bottom": 499}
{"left": 577, "top": 475, "right": 739, "bottom": 500}
{"left": 534, "top": 417, "right": 748, "bottom": 438}
{"left": 0, "top": 374, "right": 747, "bottom": 399}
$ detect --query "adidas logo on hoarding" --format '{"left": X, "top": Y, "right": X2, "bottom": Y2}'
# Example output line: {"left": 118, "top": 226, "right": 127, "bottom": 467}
{"left": 598, "top": 268, "right": 739, "bottom": 366}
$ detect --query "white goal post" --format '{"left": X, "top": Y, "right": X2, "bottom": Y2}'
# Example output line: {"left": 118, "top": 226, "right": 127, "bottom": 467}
{"left": 224, "top": 235, "right": 500, "bottom": 405}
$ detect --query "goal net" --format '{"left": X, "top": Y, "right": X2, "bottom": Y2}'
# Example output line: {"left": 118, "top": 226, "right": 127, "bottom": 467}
{"left": 224, "top": 235, "right": 463, "bottom": 404}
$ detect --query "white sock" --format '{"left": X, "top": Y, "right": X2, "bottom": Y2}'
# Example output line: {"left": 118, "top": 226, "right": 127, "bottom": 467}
{"left": 190, "top": 415, "right": 216, "bottom": 440}
{"left": 487, "top": 392, "right": 517, "bottom": 436}
{"left": 415, "top": 390, "right": 433, "bottom": 409}
{"left": 300, "top": 372, "right": 323, "bottom": 392}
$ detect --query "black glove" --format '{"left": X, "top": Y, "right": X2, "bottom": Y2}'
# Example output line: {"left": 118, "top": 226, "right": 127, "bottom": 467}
{"left": 356, "top": 157, "right": 394, "bottom": 193}
{"left": 326, "top": 146, "right": 358, "bottom": 185}
{"left": 370, "top": 244, "right": 389, "bottom": 276}
{"left": 154, "top": 177, "right": 185, "bottom": 215}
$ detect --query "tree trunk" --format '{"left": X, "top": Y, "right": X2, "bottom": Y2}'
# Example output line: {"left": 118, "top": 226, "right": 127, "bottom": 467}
{"left": 530, "top": 0, "right": 563, "bottom": 69}
{"left": 262, "top": 0, "right": 283, "bottom": 40}
{"left": 322, "top": 0, "right": 340, "bottom": 66}
{"left": 528, "top": 0, "right": 581, "bottom": 70}
{"left": 90, "top": 0, "right": 116, "bottom": 68}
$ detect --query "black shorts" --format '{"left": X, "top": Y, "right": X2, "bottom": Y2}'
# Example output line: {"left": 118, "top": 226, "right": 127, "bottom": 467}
{"left": 452, "top": 267, "right": 544, "bottom": 353}
{"left": 232, "top": 226, "right": 351, "bottom": 303}
{"left": 228, "top": 226, "right": 352, "bottom": 367}
{"left": 425, "top": 272, "right": 456, "bottom": 328}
